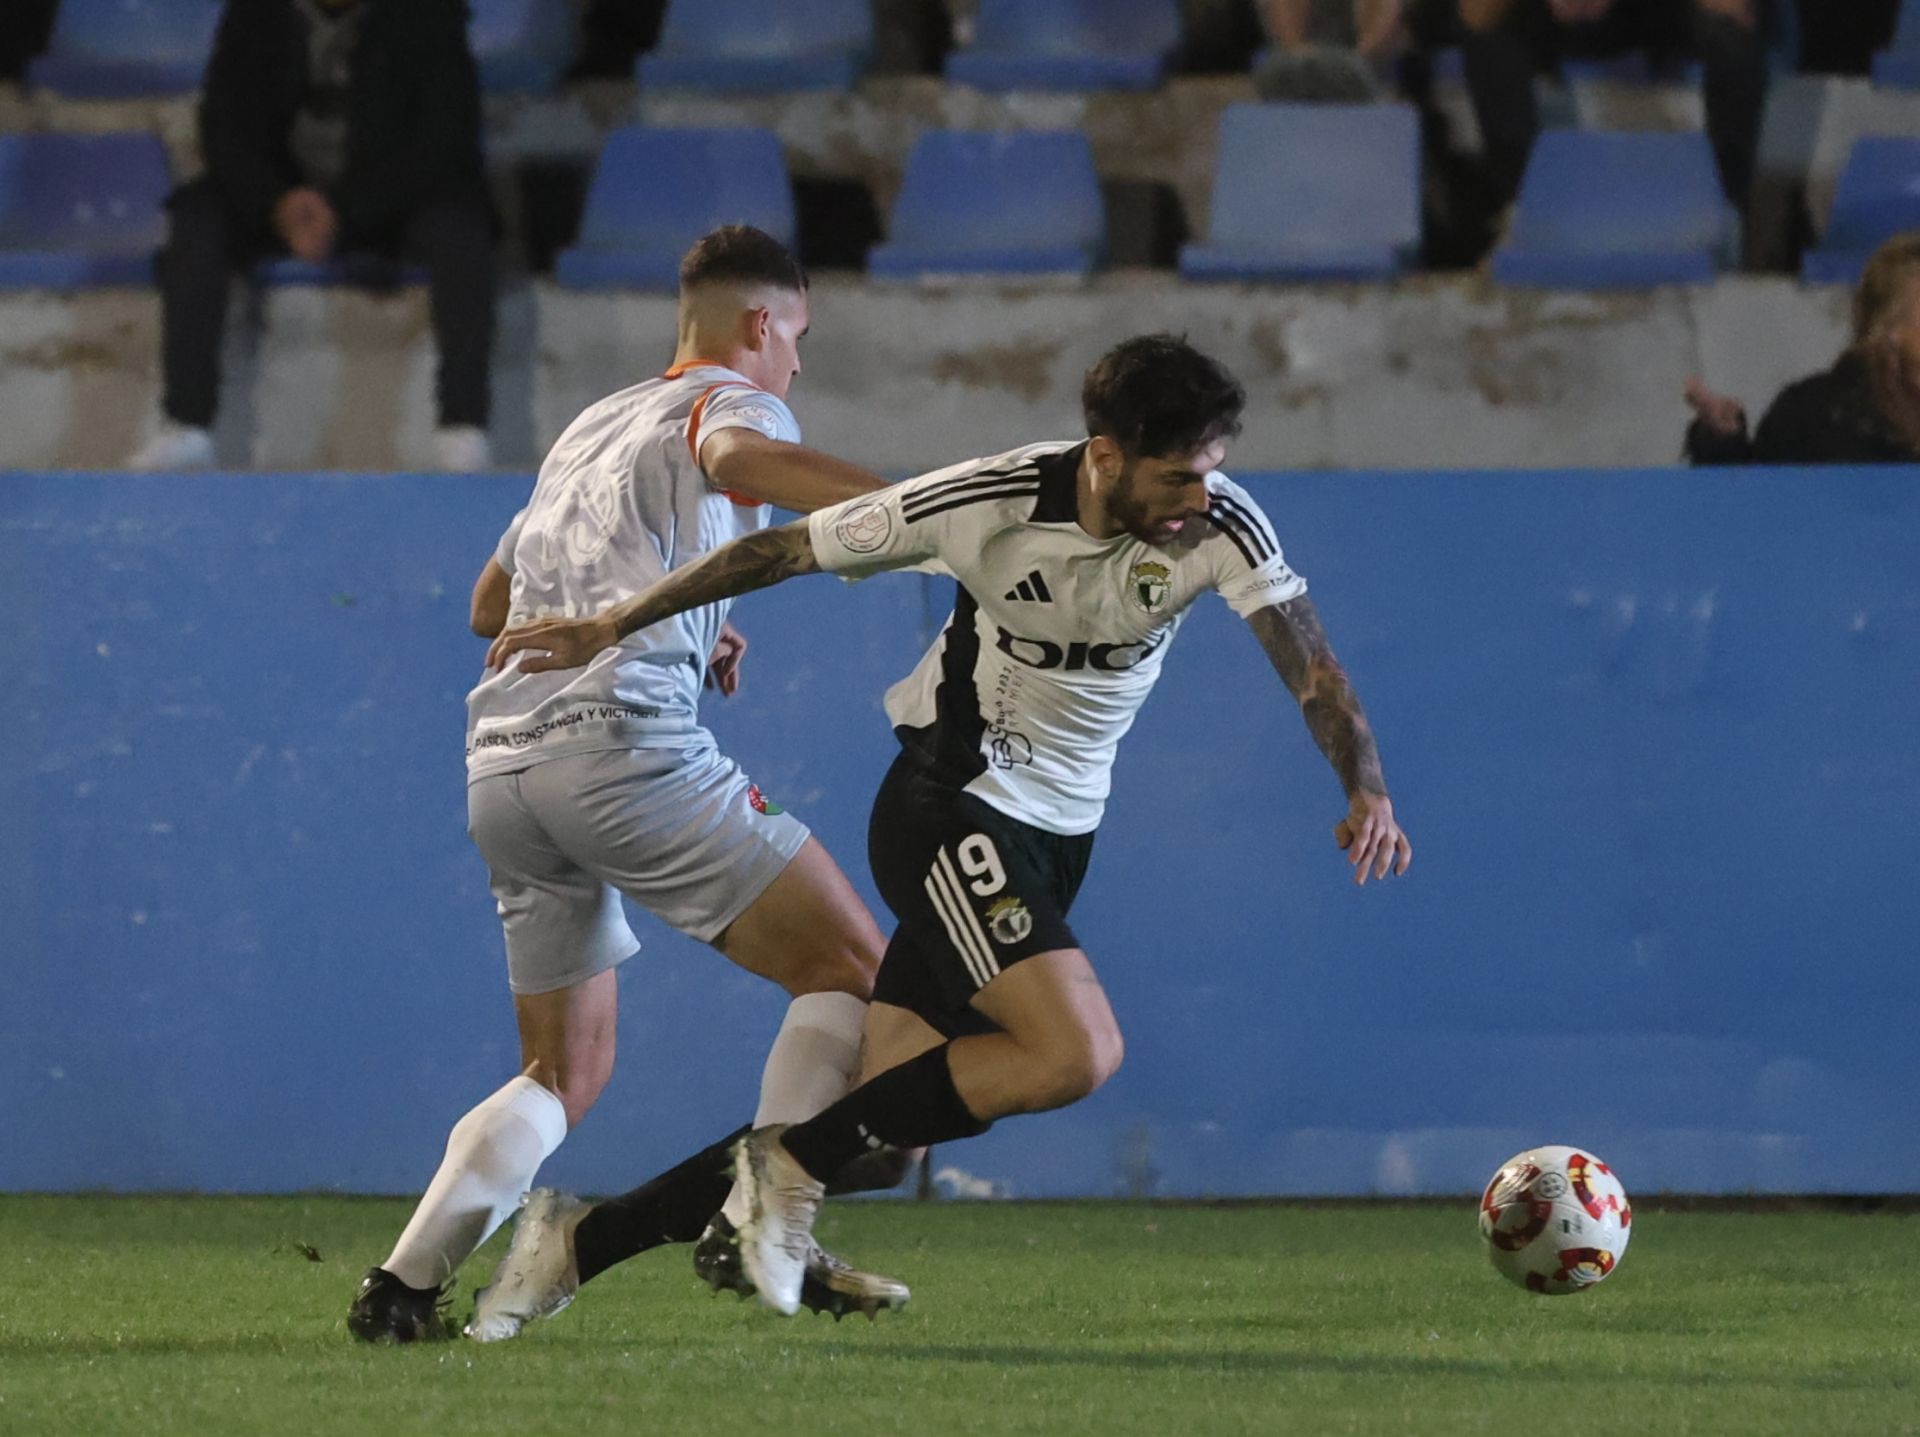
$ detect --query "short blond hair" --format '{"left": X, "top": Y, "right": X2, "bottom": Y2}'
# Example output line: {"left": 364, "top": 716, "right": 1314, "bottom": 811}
{"left": 1852, "top": 232, "right": 1920, "bottom": 342}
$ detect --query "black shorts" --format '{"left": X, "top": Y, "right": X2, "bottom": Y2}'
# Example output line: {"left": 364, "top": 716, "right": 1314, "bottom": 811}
{"left": 866, "top": 753, "right": 1096, "bottom": 1039}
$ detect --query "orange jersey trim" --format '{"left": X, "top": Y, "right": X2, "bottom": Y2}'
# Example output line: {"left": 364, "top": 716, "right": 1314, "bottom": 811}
{"left": 685, "top": 381, "right": 767, "bottom": 509}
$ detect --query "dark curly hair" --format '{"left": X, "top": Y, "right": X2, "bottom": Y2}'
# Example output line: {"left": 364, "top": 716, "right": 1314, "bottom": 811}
{"left": 679, "top": 225, "right": 808, "bottom": 294}
{"left": 1081, "top": 334, "right": 1246, "bottom": 459}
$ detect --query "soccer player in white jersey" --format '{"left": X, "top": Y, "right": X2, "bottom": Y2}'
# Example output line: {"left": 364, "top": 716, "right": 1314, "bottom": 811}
{"left": 346, "top": 227, "right": 915, "bottom": 1342}
{"left": 482, "top": 334, "right": 1413, "bottom": 1318}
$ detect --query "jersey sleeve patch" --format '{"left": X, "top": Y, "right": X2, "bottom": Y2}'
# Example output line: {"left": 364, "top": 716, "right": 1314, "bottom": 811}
{"left": 1206, "top": 479, "right": 1308, "bottom": 617}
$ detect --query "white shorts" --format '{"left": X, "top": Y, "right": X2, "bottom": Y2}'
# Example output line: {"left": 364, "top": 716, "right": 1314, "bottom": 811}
{"left": 466, "top": 745, "right": 812, "bottom": 995}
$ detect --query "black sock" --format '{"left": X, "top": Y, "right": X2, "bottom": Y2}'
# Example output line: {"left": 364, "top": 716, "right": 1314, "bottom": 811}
{"left": 571, "top": 1124, "right": 748, "bottom": 1286}
{"left": 781, "top": 1044, "right": 989, "bottom": 1183}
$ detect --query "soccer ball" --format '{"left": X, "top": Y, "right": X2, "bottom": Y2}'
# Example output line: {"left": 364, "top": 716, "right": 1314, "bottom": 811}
{"left": 1478, "top": 1146, "right": 1632, "bottom": 1295}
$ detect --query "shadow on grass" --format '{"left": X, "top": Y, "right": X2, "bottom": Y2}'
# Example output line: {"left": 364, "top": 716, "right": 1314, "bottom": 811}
{"left": 826, "top": 1342, "right": 1909, "bottom": 1392}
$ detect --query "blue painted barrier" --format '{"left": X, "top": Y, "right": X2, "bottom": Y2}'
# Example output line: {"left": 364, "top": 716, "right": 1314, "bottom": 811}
{"left": 3, "top": 468, "right": 1917, "bottom": 1196}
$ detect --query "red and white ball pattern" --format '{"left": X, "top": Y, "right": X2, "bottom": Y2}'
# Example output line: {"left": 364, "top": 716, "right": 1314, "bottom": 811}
{"left": 1479, "top": 1145, "right": 1632, "bottom": 1295}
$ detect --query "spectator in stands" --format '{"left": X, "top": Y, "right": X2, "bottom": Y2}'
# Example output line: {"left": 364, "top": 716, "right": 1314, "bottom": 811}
{"left": 0, "top": 0, "right": 58, "bottom": 81}
{"left": 1792, "top": 0, "right": 1898, "bottom": 76}
{"left": 132, "top": 0, "right": 495, "bottom": 472}
{"left": 1685, "top": 233, "right": 1920, "bottom": 464}
{"left": 1257, "top": 0, "right": 1406, "bottom": 99}
{"left": 1454, "top": 0, "right": 1772, "bottom": 214}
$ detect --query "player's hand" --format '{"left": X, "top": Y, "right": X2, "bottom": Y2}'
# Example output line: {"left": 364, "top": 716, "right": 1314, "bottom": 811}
{"left": 1683, "top": 378, "right": 1747, "bottom": 438}
{"left": 1353, "top": 0, "right": 1404, "bottom": 58}
{"left": 273, "top": 187, "right": 338, "bottom": 263}
{"left": 705, "top": 622, "right": 747, "bottom": 697}
{"left": 1696, "top": 0, "right": 1755, "bottom": 28}
{"left": 1334, "top": 793, "right": 1411, "bottom": 886}
{"left": 485, "top": 613, "right": 619, "bottom": 674}
{"left": 1548, "top": 0, "right": 1613, "bottom": 24}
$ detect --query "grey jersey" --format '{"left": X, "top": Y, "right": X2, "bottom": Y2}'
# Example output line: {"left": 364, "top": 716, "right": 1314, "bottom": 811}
{"left": 807, "top": 441, "right": 1307, "bottom": 835}
{"left": 466, "top": 363, "right": 799, "bottom": 780}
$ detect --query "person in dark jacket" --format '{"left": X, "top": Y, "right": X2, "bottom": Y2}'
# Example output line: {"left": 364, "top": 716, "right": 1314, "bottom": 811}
{"left": 1685, "top": 233, "right": 1920, "bottom": 466}
{"left": 1454, "top": 0, "right": 1772, "bottom": 214}
{"left": 132, "top": 0, "right": 495, "bottom": 471}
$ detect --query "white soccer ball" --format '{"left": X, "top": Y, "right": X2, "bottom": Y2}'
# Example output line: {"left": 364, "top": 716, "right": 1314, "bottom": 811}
{"left": 1478, "top": 1145, "right": 1632, "bottom": 1295}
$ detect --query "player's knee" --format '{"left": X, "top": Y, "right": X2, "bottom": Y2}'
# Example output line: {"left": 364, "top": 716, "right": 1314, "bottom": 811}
{"left": 522, "top": 1051, "right": 613, "bottom": 1128}
{"left": 1026, "top": 1024, "right": 1123, "bottom": 1110}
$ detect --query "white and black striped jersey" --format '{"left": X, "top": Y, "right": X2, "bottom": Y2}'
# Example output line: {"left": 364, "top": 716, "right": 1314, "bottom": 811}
{"left": 807, "top": 441, "right": 1307, "bottom": 835}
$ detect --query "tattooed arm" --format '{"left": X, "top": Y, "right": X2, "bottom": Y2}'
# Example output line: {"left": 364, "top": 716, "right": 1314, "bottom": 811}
{"left": 1246, "top": 596, "right": 1411, "bottom": 885}
{"left": 484, "top": 520, "right": 819, "bottom": 674}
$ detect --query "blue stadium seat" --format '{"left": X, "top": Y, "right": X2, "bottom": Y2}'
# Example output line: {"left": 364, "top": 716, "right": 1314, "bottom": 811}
{"left": 469, "top": 0, "right": 575, "bottom": 92}
{"left": 868, "top": 131, "right": 1103, "bottom": 281}
{"left": 1872, "top": 0, "right": 1920, "bottom": 87}
{"left": 26, "top": 0, "right": 220, "bottom": 99}
{"left": 0, "top": 133, "right": 170, "bottom": 290}
{"left": 555, "top": 127, "right": 795, "bottom": 291}
{"left": 1178, "top": 104, "right": 1420, "bottom": 283}
{"left": 1802, "top": 139, "right": 1920, "bottom": 286}
{"left": 947, "top": 0, "right": 1182, "bottom": 93}
{"left": 1491, "top": 130, "right": 1736, "bottom": 289}
{"left": 636, "top": 0, "right": 870, "bottom": 93}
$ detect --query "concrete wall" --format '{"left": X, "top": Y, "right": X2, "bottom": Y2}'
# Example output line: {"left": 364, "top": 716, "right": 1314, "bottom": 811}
{"left": 0, "top": 275, "right": 1852, "bottom": 473}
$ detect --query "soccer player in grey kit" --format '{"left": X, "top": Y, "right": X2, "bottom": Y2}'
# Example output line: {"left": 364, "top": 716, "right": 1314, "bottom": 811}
{"left": 348, "top": 226, "right": 912, "bottom": 1341}
{"left": 476, "top": 334, "right": 1411, "bottom": 1328}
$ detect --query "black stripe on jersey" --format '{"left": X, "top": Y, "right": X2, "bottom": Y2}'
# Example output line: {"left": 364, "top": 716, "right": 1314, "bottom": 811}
{"left": 1207, "top": 504, "right": 1275, "bottom": 568}
{"left": 904, "top": 484, "right": 1041, "bottom": 525}
{"left": 901, "top": 464, "right": 1041, "bottom": 519}
{"left": 1029, "top": 570, "right": 1053, "bottom": 602}
{"left": 899, "top": 584, "right": 990, "bottom": 787}
{"left": 1210, "top": 490, "right": 1279, "bottom": 559}
{"left": 1030, "top": 443, "right": 1086, "bottom": 523}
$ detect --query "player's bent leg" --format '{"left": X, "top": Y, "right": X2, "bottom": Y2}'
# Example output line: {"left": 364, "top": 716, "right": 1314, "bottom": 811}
{"left": 731, "top": 960, "right": 1121, "bottom": 1313}
{"left": 714, "top": 834, "right": 885, "bottom": 1000}
{"left": 710, "top": 839, "right": 885, "bottom": 1221}
{"left": 952, "top": 949, "right": 1124, "bottom": 1119}
{"left": 352, "top": 971, "right": 615, "bottom": 1344}
{"left": 513, "top": 966, "right": 619, "bottom": 1128}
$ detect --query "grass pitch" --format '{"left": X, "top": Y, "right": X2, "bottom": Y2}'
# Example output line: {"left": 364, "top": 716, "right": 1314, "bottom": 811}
{"left": 0, "top": 1197, "right": 1911, "bottom": 1436}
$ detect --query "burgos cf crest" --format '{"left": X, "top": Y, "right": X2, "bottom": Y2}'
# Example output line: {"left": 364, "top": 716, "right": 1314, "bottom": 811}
{"left": 1127, "top": 559, "right": 1172, "bottom": 615}
{"left": 985, "top": 896, "right": 1033, "bottom": 945}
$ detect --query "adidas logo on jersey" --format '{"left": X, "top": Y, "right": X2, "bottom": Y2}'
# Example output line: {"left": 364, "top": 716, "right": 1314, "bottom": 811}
{"left": 1003, "top": 570, "right": 1053, "bottom": 604}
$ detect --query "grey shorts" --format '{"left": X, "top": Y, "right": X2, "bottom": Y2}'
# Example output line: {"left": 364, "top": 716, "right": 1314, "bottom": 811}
{"left": 467, "top": 745, "right": 812, "bottom": 996}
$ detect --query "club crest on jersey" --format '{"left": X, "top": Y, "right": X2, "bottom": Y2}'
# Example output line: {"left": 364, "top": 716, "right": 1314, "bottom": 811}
{"left": 1127, "top": 560, "right": 1172, "bottom": 614}
{"left": 985, "top": 896, "right": 1033, "bottom": 945}
{"left": 747, "top": 784, "right": 784, "bottom": 816}
{"left": 834, "top": 500, "right": 893, "bottom": 554}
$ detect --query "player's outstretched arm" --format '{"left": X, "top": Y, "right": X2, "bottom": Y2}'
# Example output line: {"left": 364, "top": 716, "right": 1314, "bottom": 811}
{"left": 485, "top": 521, "right": 820, "bottom": 674}
{"left": 1245, "top": 597, "right": 1412, "bottom": 886}
{"left": 700, "top": 429, "right": 889, "bottom": 512}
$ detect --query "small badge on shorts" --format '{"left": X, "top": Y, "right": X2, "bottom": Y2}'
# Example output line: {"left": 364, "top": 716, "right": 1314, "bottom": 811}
{"left": 985, "top": 896, "right": 1033, "bottom": 945}
{"left": 747, "top": 784, "right": 784, "bottom": 816}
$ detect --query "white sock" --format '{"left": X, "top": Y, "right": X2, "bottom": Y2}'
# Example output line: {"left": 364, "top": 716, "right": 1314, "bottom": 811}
{"left": 383, "top": 1075, "right": 569, "bottom": 1290}
{"left": 721, "top": 991, "right": 867, "bottom": 1226}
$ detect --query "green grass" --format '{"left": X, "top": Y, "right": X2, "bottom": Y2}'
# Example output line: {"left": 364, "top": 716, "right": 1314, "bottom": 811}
{"left": 0, "top": 1198, "right": 1913, "bottom": 1436}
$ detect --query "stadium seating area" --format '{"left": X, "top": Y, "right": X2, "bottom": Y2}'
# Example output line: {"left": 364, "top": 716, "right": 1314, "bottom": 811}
{"left": 0, "top": 0, "right": 1914, "bottom": 294}
{"left": 0, "top": 0, "right": 1913, "bottom": 297}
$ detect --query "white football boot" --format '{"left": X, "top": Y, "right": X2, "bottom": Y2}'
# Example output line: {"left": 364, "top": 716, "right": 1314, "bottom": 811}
{"left": 466, "top": 1188, "right": 587, "bottom": 1342}
{"left": 733, "top": 1126, "right": 825, "bottom": 1316}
